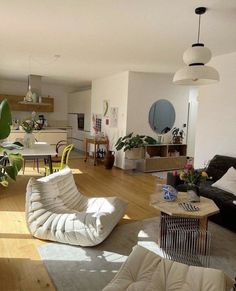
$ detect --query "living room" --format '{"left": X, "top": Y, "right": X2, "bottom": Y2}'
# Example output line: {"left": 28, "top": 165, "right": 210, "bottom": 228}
{"left": 0, "top": 1, "right": 236, "bottom": 290}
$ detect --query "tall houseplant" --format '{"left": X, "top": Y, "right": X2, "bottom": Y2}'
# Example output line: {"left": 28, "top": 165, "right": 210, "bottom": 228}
{"left": 0, "top": 99, "right": 23, "bottom": 187}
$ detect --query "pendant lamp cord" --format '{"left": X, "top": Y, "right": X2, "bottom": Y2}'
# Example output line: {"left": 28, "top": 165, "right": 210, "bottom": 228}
{"left": 197, "top": 14, "right": 201, "bottom": 43}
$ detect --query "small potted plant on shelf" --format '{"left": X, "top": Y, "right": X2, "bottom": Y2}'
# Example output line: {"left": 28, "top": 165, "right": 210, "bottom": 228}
{"left": 171, "top": 127, "right": 185, "bottom": 144}
{"left": 115, "top": 133, "right": 157, "bottom": 159}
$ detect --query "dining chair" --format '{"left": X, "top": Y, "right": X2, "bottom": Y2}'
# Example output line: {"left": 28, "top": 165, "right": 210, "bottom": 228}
{"left": 45, "top": 144, "right": 74, "bottom": 175}
{"left": 51, "top": 140, "right": 68, "bottom": 163}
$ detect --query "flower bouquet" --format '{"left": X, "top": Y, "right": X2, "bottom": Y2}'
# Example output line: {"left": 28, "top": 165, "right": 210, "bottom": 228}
{"left": 21, "top": 112, "right": 40, "bottom": 148}
{"left": 179, "top": 160, "right": 208, "bottom": 202}
{"left": 21, "top": 119, "right": 36, "bottom": 133}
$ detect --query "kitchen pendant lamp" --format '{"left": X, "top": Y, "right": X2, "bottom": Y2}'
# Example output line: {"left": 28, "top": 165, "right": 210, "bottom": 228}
{"left": 25, "top": 75, "right": 33, "bottom": 102}
{"left": 173, "top": 7, "right": 219, "bottom": 86}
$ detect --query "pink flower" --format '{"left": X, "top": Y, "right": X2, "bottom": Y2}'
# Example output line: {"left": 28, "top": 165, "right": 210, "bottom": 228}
{"left": 172, "top": 170, "right": 178, "bottom": 176}
{"left": 184, "top": 162, "right": 193, "bottom": 170}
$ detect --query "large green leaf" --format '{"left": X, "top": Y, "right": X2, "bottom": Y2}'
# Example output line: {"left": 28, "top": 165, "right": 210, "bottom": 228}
{"left": 8, "top": 153, "right": 24, "bottom": 172}
{"left": 0, "top": 99, "right": 12, "bottom": 140}
{"left": 5, "top": 165, "right": 18, "bottom": 180}
{"left": 115, "top": 137, "right": 122, "bottom": 147}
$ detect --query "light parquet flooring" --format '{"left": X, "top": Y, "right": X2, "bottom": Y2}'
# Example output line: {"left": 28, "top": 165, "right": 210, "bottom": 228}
{"left": 0, "top": 155, "right": 162, "bottom": 290}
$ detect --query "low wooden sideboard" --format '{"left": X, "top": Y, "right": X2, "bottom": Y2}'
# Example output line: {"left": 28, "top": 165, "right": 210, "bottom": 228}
{"left": 136, "top": 144, "right": 187, "bottom": 172}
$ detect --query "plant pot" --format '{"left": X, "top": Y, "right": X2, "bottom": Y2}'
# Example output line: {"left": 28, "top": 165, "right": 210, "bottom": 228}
{"left": 104, "top": 150, "right": 115, "bottom": 169}
{"left": 125, "top": 147, "right": 144, "bottom": 160}
{"left": 172, "top": 136, "right": 182, "bottom": 144}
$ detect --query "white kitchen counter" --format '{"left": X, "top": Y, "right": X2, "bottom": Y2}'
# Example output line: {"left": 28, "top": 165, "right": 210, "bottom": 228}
{"left": 11, "top": 128, "right": 67, "bottom": 133}
{"left": 8, "top": 129, "right": 68, "bottom": 145}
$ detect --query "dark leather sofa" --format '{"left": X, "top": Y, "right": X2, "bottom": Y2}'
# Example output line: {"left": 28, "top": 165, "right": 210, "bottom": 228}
{"left": 167, "top": 155, "right": 236, "bottom": 232}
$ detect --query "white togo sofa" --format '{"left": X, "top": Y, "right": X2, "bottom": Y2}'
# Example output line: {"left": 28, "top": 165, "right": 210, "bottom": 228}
{"left": 103, "top": 245, "right": 234, "bottom": 291}
{"left": 25, "top": 167, "right": 128, "bottom": 246}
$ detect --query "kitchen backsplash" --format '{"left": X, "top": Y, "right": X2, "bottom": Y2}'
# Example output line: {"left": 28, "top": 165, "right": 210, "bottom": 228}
{"left": 48, "top": 119, "right": 69, "bottom": 127}
{"left": 12, "top": 111, "right": 68, "bottom": 128}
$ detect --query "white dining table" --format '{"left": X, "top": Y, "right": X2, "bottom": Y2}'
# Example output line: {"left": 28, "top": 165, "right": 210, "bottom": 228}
{"left": 2, "top": 142, "right": 57, "bottom": 174}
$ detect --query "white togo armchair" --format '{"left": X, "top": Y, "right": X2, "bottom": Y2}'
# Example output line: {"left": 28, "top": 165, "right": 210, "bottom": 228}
{"left": 103, "top": 245, "right": 234, "bottom": 291}
{"left": 25, "top": 167, "right": 128, "bottom": 246}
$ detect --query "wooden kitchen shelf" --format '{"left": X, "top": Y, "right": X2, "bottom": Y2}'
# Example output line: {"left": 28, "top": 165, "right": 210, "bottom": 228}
{"left": 0, "top": 94, "right": 54, "bottom": 112}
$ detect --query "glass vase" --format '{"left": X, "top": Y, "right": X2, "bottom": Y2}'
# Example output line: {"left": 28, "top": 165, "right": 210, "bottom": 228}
{"left": 187, "top": 184, "right": 200, "bottom": 202}
{"left": 23, "top": 132, "right": 35, "bottom": 148}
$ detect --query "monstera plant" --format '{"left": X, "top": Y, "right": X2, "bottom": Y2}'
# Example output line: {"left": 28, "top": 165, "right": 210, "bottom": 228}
{"left": 0, "top": 99, "right": 23, "bottom": 187}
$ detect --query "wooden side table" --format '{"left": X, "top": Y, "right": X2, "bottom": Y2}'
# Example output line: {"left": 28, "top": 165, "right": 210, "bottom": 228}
{"left": 150, "top": 191, "right": 219, "bottom": 266}
{"left": 84, "top": 137, "right": 109, "bottom": 165}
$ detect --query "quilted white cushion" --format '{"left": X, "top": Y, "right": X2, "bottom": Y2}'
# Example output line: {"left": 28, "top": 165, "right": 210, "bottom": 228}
{"left": 25, "top": 167, "right": 128, "bottom": 246}
{"left": 103, "top": 245, "right": 233, "bottom": 291}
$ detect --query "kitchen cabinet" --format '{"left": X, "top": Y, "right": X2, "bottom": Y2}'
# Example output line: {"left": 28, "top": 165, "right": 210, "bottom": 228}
{"left": 68, "top": 113, "right": 90, "bottom": 151}
{"left": 0, "top": 94, "right": 54, "bottom": 112}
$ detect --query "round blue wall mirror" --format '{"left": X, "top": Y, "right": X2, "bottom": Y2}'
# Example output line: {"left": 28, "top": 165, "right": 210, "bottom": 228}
{"left": 149, "top": 99, "right": 175, "bottom": 134}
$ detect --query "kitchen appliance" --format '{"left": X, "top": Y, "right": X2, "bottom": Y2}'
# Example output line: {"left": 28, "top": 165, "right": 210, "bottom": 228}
{"left": 38, "top": 114, "right": 47, "bottom": 129}
{"left": 68, "top": 113, "right": 90, "bottom": 151}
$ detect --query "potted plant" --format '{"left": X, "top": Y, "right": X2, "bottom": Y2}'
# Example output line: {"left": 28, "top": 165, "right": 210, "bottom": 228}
{"left": 171, "top": 127, "right": 185, "bottom": 144}
{"left": 115, "top": 133, "right": 157, "bottom": 159}
{"left": 0, "top": 99, "right": 23, "bottom": 187}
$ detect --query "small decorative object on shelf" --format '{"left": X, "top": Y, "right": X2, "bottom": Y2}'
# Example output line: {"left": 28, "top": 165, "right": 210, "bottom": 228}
{"left": 162, "top": 184, "right": 178, "bottom": 201}
{"left": 32, "top": 92, "right": 38, "bottom": 103}
{"left": 179, "top": 160, "right": 208, "bottom": 203}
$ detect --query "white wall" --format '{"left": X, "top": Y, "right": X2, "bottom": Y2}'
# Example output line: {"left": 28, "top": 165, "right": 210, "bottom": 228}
{"left": 194, "top": 52, "right": 236, "bottom": 168}
{"left": 91, "top": 71, "right": 129, "bottom": 168}
{"left": 127, "top": 72, "right": 190, "bottom": 144}
{"left": 91, "top": 71, "right": 190, "bottom": 169}
{"left": 0, "top": 79, "right": 74, "bottom": 126}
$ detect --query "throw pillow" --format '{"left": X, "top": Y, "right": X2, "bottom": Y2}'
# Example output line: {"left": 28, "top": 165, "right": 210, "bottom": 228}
{"left": 212, "top": 166, "right": 236, "bottom": 196}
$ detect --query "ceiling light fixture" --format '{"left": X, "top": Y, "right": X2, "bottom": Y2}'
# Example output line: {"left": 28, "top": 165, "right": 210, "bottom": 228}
{"left": 24, "top": 75, "right": 33, "bottom": 102}
{"left": 25, "top": 55, "right": 33, "bottom": 102}
{"left": 173, "top": 7, "right": 219, "bottom": 86}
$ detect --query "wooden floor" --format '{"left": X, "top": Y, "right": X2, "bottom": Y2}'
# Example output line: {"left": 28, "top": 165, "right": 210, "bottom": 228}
{"left": 0, "top": 156, "right": 162, "bottom": 290}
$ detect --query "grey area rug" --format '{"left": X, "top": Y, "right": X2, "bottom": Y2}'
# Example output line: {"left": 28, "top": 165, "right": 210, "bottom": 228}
{"left": 38, "top": 217, "right": 236, "bottom": 291}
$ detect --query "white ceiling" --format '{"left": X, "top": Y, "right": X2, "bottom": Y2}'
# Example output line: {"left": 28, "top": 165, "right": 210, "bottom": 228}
{"left": 0, "top": 0, "right": 235, "bottom": 87}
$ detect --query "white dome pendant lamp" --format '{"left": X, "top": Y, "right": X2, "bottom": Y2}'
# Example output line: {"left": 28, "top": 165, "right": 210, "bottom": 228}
{"left": 173, "top": 7, "right": 219, "bottom": 86}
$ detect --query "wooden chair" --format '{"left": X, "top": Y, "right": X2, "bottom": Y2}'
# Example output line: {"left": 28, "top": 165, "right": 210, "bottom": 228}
{"left": 51, "top": 140, "right": 68, "bottom": 163}
{"left": 45, "top": 144, "right": 74, "bottom": 175}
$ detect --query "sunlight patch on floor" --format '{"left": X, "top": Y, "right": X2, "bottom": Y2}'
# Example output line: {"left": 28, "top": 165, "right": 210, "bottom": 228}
{"left": 18, "top": 166, "right": 83, "bottom": 176}
{"left": 123, "top": 214, "right": 131, "bottom": 220}
{"left": 0, "top": 211, "right": 28, "bottom": 234}
{"left": 70, "top": 168, "right": 83, "bottom": 174}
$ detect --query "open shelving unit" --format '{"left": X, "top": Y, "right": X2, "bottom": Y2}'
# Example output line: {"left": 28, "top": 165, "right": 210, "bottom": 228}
{"left": 136, "top": 144, "right": 187, "bottom": 172}
{"left": 0, "top": 94, "right": 54, "bottom": 112}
